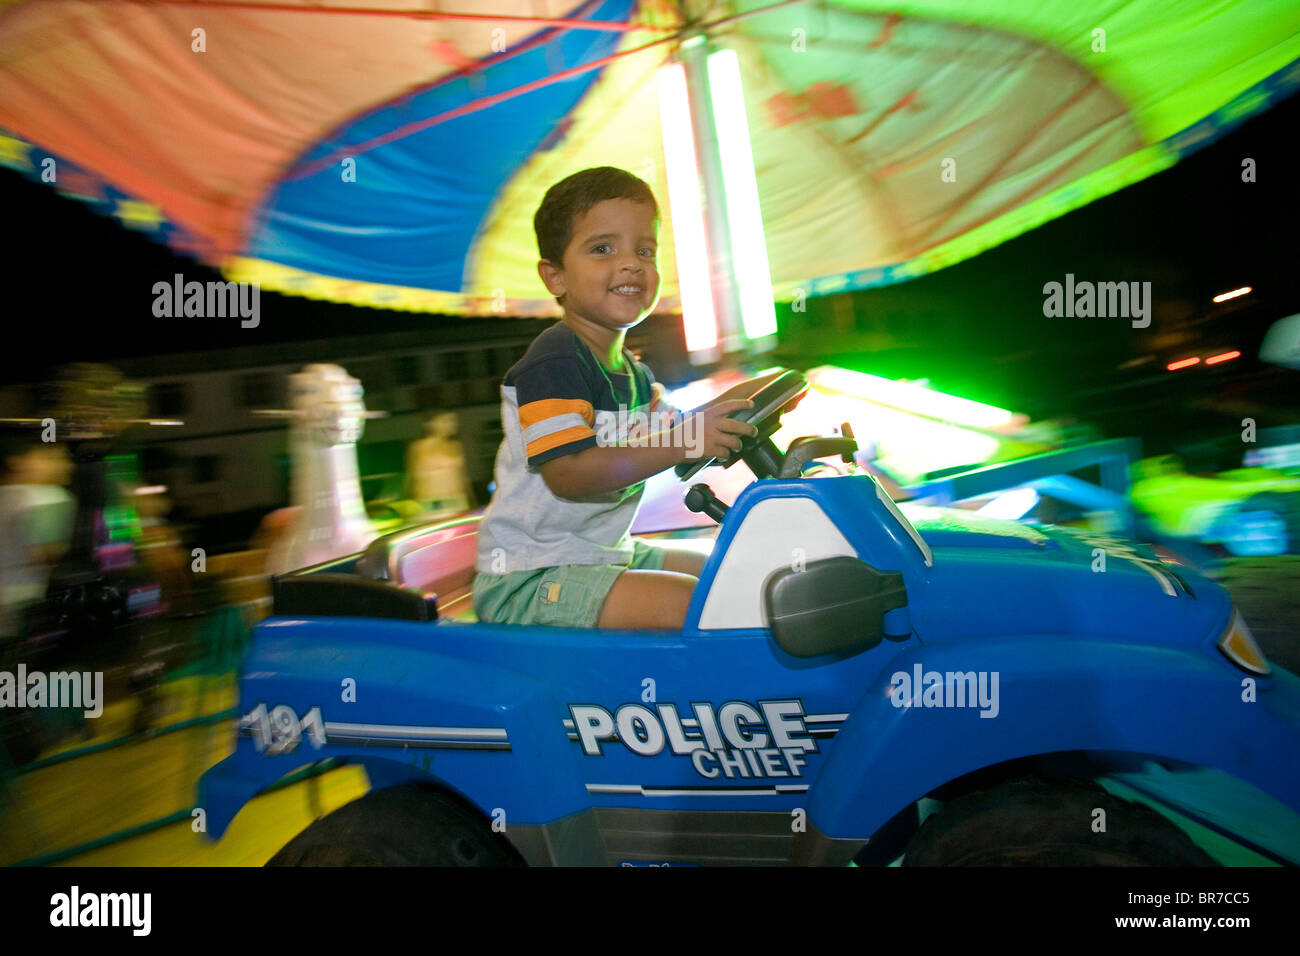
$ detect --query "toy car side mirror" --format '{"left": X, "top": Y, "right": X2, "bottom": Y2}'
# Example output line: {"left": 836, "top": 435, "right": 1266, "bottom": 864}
{"left": 763, "top": 556, "right": 908, "bottom": 658}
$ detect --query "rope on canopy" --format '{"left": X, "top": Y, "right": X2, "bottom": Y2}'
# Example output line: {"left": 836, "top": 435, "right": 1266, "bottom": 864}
{"left": 127, "top": 0, "right": 675, "bottom": 31}
{"left": 282, "top": 0, "right": 811, "bottom": 179}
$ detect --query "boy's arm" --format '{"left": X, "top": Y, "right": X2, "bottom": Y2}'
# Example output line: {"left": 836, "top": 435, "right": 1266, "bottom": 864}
{"left": 540, "top": 398, "right": 756, "bottom": 499}
{"left": 540, "top": 443, "right": 685, "bottom": 498}
{"left": 647, "top": 381, "right": 673, "bottom": 416}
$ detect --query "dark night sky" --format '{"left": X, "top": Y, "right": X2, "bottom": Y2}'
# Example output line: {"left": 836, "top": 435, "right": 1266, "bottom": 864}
{"left": 3, "top": 90, "right": 1298, "bottom": 458}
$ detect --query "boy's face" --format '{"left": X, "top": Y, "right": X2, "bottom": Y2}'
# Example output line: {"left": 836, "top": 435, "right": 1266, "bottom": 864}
{"left": 538, "top": 198, "right": 661, "bottom": 333}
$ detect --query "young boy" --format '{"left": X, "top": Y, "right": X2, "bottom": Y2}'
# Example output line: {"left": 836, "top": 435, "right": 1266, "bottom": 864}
{"left": 472, "top": 166, "right": 756, "bottom": 630}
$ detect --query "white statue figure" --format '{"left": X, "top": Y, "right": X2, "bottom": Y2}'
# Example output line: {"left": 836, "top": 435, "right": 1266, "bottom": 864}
{"left": 266, "top": 364, "right": 377, "bottom": 575}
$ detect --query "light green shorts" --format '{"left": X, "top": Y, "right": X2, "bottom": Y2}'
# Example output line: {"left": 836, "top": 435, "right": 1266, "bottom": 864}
{"left": 472, "top": 539, "right": 668, "bottom": 628}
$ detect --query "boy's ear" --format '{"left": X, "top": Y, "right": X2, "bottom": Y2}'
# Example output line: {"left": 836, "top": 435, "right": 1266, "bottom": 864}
{"left": 537, "top": 259, "right": 566, "bottom": 298}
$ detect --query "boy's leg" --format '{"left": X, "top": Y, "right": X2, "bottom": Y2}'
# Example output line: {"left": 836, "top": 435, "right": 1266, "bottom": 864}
{"left": 472, "top": 542, "right": 708, "bottom": 629}
{"left": 596, "top": 569, "right": 698, "bottom": 630}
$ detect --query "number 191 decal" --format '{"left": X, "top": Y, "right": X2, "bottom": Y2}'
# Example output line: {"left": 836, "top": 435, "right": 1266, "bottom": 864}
{"left": 240, "top": 704, "right": 326, "bottom": 755}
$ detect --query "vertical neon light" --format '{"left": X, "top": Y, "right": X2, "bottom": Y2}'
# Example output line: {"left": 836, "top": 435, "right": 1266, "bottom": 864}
{"left": 656, "top": 61, "right": 717, "bottom": 352}
{"left": 707, "top": 48, "right": 777, "bottom": 341}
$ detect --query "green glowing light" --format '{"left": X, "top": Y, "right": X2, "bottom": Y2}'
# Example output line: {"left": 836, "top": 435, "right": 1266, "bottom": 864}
{"left": 808, "top": 366, "right": 1014, "bottom": 429}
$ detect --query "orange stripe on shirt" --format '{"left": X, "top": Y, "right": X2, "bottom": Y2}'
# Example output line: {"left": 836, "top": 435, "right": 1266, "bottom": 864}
{"left": 526, "top": 425, "right": 596, "bottom": 459}
{"left": 519, "top": 398, "right": 594, "bottom": 430}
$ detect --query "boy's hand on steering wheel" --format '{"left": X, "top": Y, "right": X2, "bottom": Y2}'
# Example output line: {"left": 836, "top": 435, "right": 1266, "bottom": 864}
{"left": 686, "top": 398, "right": 756, "bottom": 462}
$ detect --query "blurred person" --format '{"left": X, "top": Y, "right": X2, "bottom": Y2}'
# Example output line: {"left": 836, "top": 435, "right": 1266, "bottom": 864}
{"left": 254, "top": 504, "right": 302, "bottom": 575}
{"left": 406, "top": 411, "right": 470, "bottom": 513}
{"left": 0, "top": 432, "right": 75, "bottom": 640}
{"left": 132, "top": 482, "right": 193, "bottom": 614}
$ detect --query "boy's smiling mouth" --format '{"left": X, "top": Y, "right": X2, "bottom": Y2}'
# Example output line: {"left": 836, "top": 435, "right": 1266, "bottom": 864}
{"left": 610, "top": 284, "right": 643, "bottom": 297}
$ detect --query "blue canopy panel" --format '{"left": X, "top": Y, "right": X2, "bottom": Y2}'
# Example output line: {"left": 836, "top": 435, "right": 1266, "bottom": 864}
{"left": 248, "top": 0, "right": 636, "bottom": 292}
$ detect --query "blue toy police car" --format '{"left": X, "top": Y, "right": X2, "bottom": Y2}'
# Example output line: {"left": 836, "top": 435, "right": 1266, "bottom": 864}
{"left": 199, "top": 371, "right": 1297, "bottom": 865}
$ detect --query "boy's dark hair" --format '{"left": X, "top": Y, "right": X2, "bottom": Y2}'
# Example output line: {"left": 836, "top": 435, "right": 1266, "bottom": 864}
{"left": 534, "top": 167, "right": 659, "bottom": 302}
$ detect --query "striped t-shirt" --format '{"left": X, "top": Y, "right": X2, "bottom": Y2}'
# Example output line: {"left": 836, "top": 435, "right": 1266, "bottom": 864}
{"left": 475, "top": 322, "right": 680, "bottom": 573}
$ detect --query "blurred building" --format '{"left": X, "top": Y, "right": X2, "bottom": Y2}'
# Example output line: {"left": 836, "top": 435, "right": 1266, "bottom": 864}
{"left": 0, "top": 330, "right": 539, "bottom": 549}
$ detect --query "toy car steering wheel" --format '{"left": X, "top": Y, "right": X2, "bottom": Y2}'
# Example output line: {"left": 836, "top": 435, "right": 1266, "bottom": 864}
{"left": 675, "top": 369, "right": 810, "bottom": 482}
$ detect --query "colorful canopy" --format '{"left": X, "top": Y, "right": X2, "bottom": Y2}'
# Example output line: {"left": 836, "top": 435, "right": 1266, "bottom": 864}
{"left": 1, "top": 1, "right": 1296, "bottom": 317}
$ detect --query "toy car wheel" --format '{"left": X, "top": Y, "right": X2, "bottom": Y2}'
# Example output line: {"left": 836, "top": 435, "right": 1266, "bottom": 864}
{"left": 900, "top": 775, "right": 1216, "bottom": 866}
{"left": 265, "top": 783, "right": 525, "bottom": 866}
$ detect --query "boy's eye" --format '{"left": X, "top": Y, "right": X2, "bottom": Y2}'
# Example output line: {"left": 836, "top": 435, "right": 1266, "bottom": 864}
{"left": 589, "top": 243, "right": 656, "bottom": 257}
